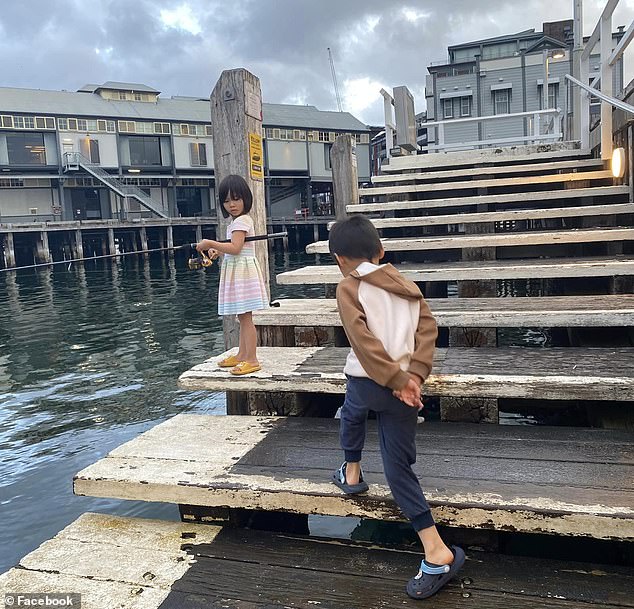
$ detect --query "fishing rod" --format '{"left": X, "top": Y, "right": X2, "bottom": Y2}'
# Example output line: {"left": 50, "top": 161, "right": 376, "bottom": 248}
{"left": 0, "top": 231, "right": 287, "bottom": 273}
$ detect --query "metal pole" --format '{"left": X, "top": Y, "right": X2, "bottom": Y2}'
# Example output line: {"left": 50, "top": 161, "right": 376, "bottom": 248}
{"left": 572, "top": 0, "right": 584, "bottom": 141}
{"left": 601, "top": 11, "right": 614, "bottom": 159}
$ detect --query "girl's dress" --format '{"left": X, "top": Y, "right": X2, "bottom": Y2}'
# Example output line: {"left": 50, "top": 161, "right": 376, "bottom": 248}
{"left": 218, "top": 214, "right": 268, "bottom": 316}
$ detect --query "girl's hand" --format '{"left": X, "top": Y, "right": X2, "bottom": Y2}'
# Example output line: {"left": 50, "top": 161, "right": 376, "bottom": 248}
{"left": 196, "top": 239, "right": 216, "bottom": 253}
{"left": 208, "top": 248, "right": 220, "bottom": 260}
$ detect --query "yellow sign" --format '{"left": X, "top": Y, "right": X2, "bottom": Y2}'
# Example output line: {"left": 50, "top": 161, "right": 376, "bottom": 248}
{"left": 249, "top": 132, "right": 264, "bottom": 180}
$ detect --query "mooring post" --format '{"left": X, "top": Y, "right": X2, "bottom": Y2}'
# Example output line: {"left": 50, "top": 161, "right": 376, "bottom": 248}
{"left": 74, "top": 229, "right": 84, "bottom": 260}
{"left": 210, "top": 68, "right": 270, "bottom": 347}
{"left": 36, "top": 230, "right": 52, "bottom": 264}
{"left": 139, "top": 226, "right": 149, "bottom": 257}
{"left": 3, "top": 232, "right": 16, "bottom": 268}
{"left": 108, "top": 228, "right": 117, "bottom": 256}
{"left": 210, "top": 69, "right": 270, "bottom": 416}
{"left": 166, "top": 225, "right": 174, "bottom": 257}
{"left": 331, "top": 134, "right": 358, "bottom": 220}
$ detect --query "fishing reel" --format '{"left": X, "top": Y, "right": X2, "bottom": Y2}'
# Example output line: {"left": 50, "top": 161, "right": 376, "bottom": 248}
{"left": 187, "top": 247, "right": 218, "bottom": 270}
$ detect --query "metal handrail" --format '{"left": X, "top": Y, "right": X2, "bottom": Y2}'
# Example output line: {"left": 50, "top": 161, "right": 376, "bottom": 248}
{"left": 422, "top": 108, "right": 561, "bottom": 129}
{"left": 566, "top": 74, "right": 634, "bottom": 115}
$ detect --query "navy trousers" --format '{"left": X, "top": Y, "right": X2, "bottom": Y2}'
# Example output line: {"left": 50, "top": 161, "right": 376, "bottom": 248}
{"left": 340, "top": 375, "right": 435, "bottom": 531}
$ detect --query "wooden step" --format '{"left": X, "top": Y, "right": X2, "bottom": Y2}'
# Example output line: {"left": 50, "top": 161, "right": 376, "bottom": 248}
{"left": 360, "top": 170, "right": 613, "bottom": 198}
{"left": 383, "top": 144, "right": 589, "bottom": 173}
{"left": 178, "top": 346, "right": 634, "bottom": 401}
{"left": 368, "top": 203, "right": 634, "bottom": 230}
{"left": 372, "top": 158, "right": 605, "bottom": 184}
{"left": 3, "top": 512, "right": 633, "bottom": 608}
{"left": 350, "top": 185, "right": 630, "bottom": 213}
{"left": 276, "top": 257, "right": 634, "bottom": 284}
{"left": 306, "top": 227, "right": 634, "bottom": 254}
{"left": 256, "top": 295, "right": 634, "bottom": 328}
{"left": 74, "top": 414, "right": 634, "bottom": 540}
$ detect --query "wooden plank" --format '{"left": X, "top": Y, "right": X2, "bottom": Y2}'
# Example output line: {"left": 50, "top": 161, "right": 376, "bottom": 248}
{"left": 174, "top": 527, "right": 634, "bottom": 609}
{"left": 275, "top": 257, "right": 634, "bottom": 284}
{"left": 372, "top": 158, "right": 605, "bottom": 184}
{"left": 177, "top": 346, "right": 634, "bottom": 400}
{"left": 257, "top": 295, "right": 634, "bottom": 327}
{"left": 306, "top": 227, "right": 634, "bottom": 254}
{"left": 0, "top": 512, "right": 223, "bottom": 609}
{"left": 73, "top": 415, "right": 634, "bottom": 539}
{"left": 5, "top": 513, "right": 631, "bottom": 608}
{"left": 382, "top": 145, "right": 589, "bottom": 173}
{"left": 367, "top": 203, "right": 634, "bottom": 229}
{"left": 349, "top": 185, "right": 629, "bottom": 213}
{"left": 360, "top": 170, "right": 613, "bottom": 197}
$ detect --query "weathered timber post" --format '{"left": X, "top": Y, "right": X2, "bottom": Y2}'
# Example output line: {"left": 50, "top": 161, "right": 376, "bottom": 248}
{"left": 211, "top": 69, "right": 270, "bottom": 416}
{"left": 139, "top": 226, "right": 149, "bottom": 257}
{"left": 108, "top": 228, "right": 116, "bottom": 256}
{"left": 331, "top": 134, "right": 358, "bottom": 220}
{"left": 36, "top": 231, "right": 52, "bottom": 264}
{"left": 74, "top": 229, "right": 84, "bottom": 259}
{"left": 3, "top": 232, "right": 16, "bottom": 268}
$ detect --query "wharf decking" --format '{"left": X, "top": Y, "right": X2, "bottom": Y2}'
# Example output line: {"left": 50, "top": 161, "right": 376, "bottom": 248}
{"left": 73, "top": 414, "right": 634, "bottom": 539}
{"left": 2, "top": 512, "right": 633, "bottom": 609}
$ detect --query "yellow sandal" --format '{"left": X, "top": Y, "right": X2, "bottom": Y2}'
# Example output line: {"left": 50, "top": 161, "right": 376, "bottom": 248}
{"left": 218, "top": 354, "right": 241, "bottom": 368}
{"left": 230, "top": 361, "right": 262, "bottom": 376}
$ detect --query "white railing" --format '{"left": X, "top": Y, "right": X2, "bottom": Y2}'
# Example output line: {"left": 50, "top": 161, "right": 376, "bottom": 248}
{"left": 572, "top": 0, "right": 634, "bottom": 158}
{"left": 420, "top": 108, "right": 563, "bottom": 153}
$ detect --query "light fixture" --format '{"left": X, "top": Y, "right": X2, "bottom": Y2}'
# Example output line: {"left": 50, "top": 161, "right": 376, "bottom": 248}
{"left": 550, "top": 50, "right": 565, "bottom": 59}
{"left": 128, "top": 169, "right": 141, "bottom": 173}
{"left": 611, "top": 147, "right": 626, "bottom": 178}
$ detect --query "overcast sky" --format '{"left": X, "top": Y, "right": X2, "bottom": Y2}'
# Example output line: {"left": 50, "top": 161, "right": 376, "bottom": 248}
{"left": 1, "top": 0, "right": 633, "bottom": 125}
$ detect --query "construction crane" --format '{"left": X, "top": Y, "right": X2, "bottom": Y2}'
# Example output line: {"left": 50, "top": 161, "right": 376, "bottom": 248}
{"left": 327, "top": 47, "right": 343, "bottom": 112}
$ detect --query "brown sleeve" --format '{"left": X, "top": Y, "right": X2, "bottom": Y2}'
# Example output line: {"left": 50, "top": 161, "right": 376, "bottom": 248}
{"left": 336, "top": 278, "right": 410, "bottom": 391}
{"left": 407, "top": 296, "right": 438, "bottom": 382}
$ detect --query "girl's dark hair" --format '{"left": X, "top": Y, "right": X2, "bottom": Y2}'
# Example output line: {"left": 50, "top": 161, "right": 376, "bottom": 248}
{"left": 328, "top": 215, "right": 382, "bottom": 260}
{"left": 218, "top": 175, "right": 253, "bottom": 218}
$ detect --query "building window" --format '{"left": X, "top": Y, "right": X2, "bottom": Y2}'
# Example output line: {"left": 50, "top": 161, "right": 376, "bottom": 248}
{"left": 77, "top": 119, "right": 88, "bottom": 132}
{"left": 205, "top": 125, "right": 213, "bottom": 136}
{"left": 154, "top": 122, "right": 170, "bottom": 134}
{"left": 1, "top": 115, "right": 13, "bottom": 128}
{"left": 442, "top": 99, "right": 454, "bottom": 119}
{"left": 539, "top": 83, "right": 559, "bottom": 110}
{"left": 80, "top": 138, "right": 100, "bottom": 163}
{"left": 324, "top": 143, "right": 332, "bottom": 170}
{"left": 460, "top": 96, "right": 472, "bottom": 117}
{"left": 134, "top": 93, "right": 142, "bottom": 101}
{"left": 129, "top": 136, "right": 162, "bottom": 166}
{"left": 190, "top": 142, "right": 207, "bottom": 166}
{"left": 119, "top": 92, "right": 127, "bottom": 100}
{"left": 493, "top": 89, "right": 510, "bottom": 115}
{"left": 6, "top": 132, "right": 46, "bottom": 165}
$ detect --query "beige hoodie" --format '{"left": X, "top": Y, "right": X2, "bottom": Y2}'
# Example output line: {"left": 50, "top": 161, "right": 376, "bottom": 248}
{"left": 336, "top": 262, "right": 438, "bottom": 391}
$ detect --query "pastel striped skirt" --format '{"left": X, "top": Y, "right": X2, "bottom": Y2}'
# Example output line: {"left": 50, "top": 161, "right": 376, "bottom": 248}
{"left": 218, "top": 255, "right": 268, "bottom": 316}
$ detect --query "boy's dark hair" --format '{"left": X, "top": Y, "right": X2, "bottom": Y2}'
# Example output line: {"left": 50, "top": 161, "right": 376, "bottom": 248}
{"left": 328, "top": 215, "right": 382, "bottom": 260}
{"left": 218, "top": 175, "right": 253, "bottom": 218}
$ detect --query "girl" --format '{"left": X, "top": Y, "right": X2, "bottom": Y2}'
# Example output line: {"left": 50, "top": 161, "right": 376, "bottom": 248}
{"left": 196, "top": 175, "right": 268, "bottom": 376}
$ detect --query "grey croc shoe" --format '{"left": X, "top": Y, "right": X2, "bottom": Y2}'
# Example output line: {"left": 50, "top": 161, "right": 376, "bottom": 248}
{"left": 332, "top": 462, "right": 369, "bottom": 495}
{"left": 406, "top": 545, "right": 466, "bottom": 600}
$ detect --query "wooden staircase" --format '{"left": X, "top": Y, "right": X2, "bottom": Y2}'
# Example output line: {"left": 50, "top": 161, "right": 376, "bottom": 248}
{"left": 7, "top": 143, "right": 631, "bottom": 608}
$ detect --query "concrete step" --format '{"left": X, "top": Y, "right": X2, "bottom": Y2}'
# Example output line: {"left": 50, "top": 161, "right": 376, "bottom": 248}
{"left": 350, "top": 185, "right": 629, "bottom": 213}
{"left": 372, "top": 158, "right": 605, "bottom": 184}
{"left": 178, "top": 346, "right": 634, "bottom": 401}
{"left": 4, "top": 511, "right": 633, "bottom": 608}
{"left": 364, "top": 202, "right": 634, "bottom": 230}
{"left": 256, "top": 295, "right": 634, "bottom": 328}
{"left": 306, "top": 227, "right": 634, "bottom": 254}
{"left": 360, "top": 170, "right": 613, "bottom": 198}
{"left": 382, "top": 143, "right": 589, "bottom": 173}
{"left": 74, "top": 414, "right": 634, "bottom": 540}
{"left": 276, "top": 256, "right": 634, "bottom": 284}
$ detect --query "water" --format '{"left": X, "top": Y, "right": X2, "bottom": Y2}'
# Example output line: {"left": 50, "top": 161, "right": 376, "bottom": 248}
{"left": 0, "top": 251, "right": 315, "bottom": 573}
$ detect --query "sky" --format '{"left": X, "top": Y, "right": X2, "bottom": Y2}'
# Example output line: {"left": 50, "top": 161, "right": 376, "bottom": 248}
{"left": 1, "top": 0, "right": 633, "bottom": 125}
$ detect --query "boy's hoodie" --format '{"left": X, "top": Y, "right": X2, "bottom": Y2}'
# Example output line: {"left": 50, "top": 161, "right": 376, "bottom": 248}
{"left": 336, "top": 262, "right": 438, "bottom": 391}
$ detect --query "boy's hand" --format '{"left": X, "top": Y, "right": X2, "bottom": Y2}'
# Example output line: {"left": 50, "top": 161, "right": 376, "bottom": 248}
{"left": 393, "top": 378, "right": 423, "bottom": 409}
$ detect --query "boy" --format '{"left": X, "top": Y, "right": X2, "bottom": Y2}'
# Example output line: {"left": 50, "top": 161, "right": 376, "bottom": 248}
{"left": 329, "top": 215, "right": 464, "bottom": 600}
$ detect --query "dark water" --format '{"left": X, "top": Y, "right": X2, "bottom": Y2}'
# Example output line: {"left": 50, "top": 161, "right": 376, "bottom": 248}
{"left": 0, "top": 251, "right": 317, "bottom": 573}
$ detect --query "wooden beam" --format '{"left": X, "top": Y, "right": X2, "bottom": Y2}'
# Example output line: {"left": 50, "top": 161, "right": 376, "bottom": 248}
{"left": 275, "top": 257, "right": 634, "bottom": 284}
{"left": 177, "top": 346, "right": 634, "bottom": 401}
{"left": 330, "top": 134, "right": 358, "bottom": 219}
{"left": 360, "top": 171, "right": 612, "bottom": 197}
{"left": 256, "top": 295, "right": 634, "bottom": 328}
{"left": 306, "top": 227, "right": 634, "bottom": 254}
{"left": 350, "top": 185, "right": 629, "bottom": 213}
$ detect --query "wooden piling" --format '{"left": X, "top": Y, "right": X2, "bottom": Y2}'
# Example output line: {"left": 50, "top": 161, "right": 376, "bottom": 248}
{"left": 331, "top": 134, "right": 358, "bottom": 220}
{"left": 74, "top": 229, "right": 84, "bottom": 259}
{"left": 3, "top": 232, "right": 16, "bottom": 268}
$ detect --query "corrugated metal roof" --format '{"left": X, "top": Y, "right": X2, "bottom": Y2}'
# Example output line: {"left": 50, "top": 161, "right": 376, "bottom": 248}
{"left": 0, "top": 87, "right": 368, "bottom": 131}
{"left": 98, "top": 81, "right": 161, "bottom": 93}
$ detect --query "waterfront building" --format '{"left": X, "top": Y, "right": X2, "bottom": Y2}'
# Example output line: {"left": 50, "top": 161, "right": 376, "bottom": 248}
{"left": 424, "top": 20, "right": 625, "bottom": 150}
{"left": 0, "top": 81, "right": 370, "bottom": 223}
